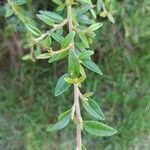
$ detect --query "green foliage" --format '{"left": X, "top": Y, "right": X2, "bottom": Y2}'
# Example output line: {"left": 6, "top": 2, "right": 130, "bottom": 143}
{"left": 1, "top": 0, "right": 150, "bottom": 149}
{"left": 37, "top": 13, "right": 54, "bottom": 26}
{"left": 68, "top": 50, "right": 80, "bottom": 77}
{"left": 2, "top": 0, "right": 117, "bottom": 149}
{"left": 55, "top": 73, "right": 71, "bottom": 96}
{"left": 48, "top": 50, "right": 68, "bottom": 63}
{"left": 83, "top": 121, "right": 117, "bottom": 137}
{"left": 82, "top": 99, "right": 105, "bottom": 120}
{"left": 39, "top": 10, "right": 63, "bottom": 23}
{"left": 61, "top": 31, "right": 75, "bottom": 48}
{"left": 82, "top": 59, "right": 103, "bottom": 75}
{"left": 25, "top": 24, "right": 41, "bottom": 36}
{"left": 46, "top": 109, "right": 71, "bottom": 132}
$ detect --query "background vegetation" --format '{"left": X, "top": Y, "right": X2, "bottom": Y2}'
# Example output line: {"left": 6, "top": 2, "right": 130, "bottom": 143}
{"left": 0, "top": 0, "right": 150, "bottom": 149}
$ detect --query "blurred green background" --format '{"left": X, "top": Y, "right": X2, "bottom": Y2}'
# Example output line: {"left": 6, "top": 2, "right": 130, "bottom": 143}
{"left": 0, "top": 0, "right": 150, "bottom": 150}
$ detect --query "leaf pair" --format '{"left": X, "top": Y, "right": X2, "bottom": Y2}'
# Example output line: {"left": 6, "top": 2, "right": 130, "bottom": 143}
{"left": 46, "top": 113, "right": 117, "bottom": 137}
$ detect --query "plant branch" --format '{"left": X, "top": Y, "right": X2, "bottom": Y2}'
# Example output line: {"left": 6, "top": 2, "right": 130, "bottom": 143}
{"left": 33, "top": 19, "right": 68, "bottom": 44}
{"left": 74, "top": 84, "right": 82, "bottom": 150}
{"left": 66, "top": 0, "right": 82, "bottom": 149}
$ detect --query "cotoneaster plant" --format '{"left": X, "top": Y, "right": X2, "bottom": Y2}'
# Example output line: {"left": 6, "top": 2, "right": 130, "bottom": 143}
{"left": 6, "top": 0, "right": 117, "bottom": 149}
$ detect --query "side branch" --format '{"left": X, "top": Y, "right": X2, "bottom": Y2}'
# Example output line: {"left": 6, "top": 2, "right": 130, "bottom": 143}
{"left": 33, "top": 19, "right": 68, "bottom": 44}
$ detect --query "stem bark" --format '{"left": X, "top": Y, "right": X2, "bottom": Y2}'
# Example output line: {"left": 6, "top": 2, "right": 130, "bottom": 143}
{"left": 66, "top": 0, "right": 82, "bottom": 149}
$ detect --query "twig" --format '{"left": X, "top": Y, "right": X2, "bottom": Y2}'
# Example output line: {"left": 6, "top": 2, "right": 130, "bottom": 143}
{"left": 33, "top": 19, "right": 68, "bottom": 44}
{"left": 66, "top": 0, "right": 82, "bottom": 149}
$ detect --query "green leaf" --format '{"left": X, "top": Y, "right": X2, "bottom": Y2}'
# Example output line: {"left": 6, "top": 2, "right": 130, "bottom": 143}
{"left": 108, "top": 13, "right": 115, "bottom": 24}
{"left": 78, "top": 33, "right": 89, "bottom": 48}
{"left": 5, "top": 3, "right": 13, "bottom": 17}
{"left": 83, "top": 121, "right": 117, "bottom": 137}
{"left": 83, "top": 100, "right": 103, "bottom": 120}
{"left": 90, "top": 8, "right": 97, "bottom": 19}
{"left": 48, "top": 50, "right": 68, "bottom": 63}
{"left": 25, "top": 24, "right": 41, "bottom": 36}
{"left": 88, "top": 23, "right": 103, "bottom": 31}
{"left": 55, "top": 74, "right": 71, "bottom": 96}
{"left": 100, "top": 11, "right": 108, "bottom": 17}
{"left": 22, "top": 54, "right": 32, "bottom": 61}
{"left": 58, "top": 109, "right": 72, "bottom": 120}
{"left": 82, "top": 144, "right": 86, "bottom": 150}
{"left": 15, "top": 0, "right": 27, "bottom": 5}
{"left": 37, "top": 14, "right": 54, "bottom": 26}
{"left": 61, "top": 31, "right": 76, "bottom": 48}
{"left": 80, "top": 0, "right": 92, "bottom": 5}
{"left": 46, "top": 110, "right": 71, "bottom": 132}
{"left": 78, "top": 15, "right": 95, "bottom": 25}
{"left": 41, "top": 36, "right": 51, "bottom": 49}
{"left": 51, "top": 32, "right": 64, "bottom": 44}
{"left": 39, "top": 10, "right": 63, "bottom": 23}
{"left": 77, "top": 5, "right": 91, "bottom": 17}
{"left": 79, "top": 51, "right": 94, "bottom": 60}
{"left": 56, "top": 5, "right": 65, "bottom": 12}
{"left": 36, "top": 53, "right": 52, "bottom": 59}
{"left": 82, "top": 99, "right": 105, "bottom": 120}
{"left": 97, "top": 0, "right": 103, "bottom": 13}
{"left": 82, "top": 59, "right": 103, "bottom": 75}
{"left": 56, "top": 28, "right": 63, "bottom": 35}
{"left": 68, "top": 50, "right": 80, "bottom": 77}
{"left": 52, "top": 0, "right": 63, "bottom": 5}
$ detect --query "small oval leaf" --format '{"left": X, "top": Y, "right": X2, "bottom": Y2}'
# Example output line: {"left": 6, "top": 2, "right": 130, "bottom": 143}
{"left": 25, "top": 24, "right": 41, "bottom": 36}
{"left": 48, "top": 50, "right": 68, "bottom": 63}
{"left": 37, "top": 14, "right": 54, "bottom": 26}
{"left": 83, "top": 99, "right": 105, "bottom": 120}
{"left": 83, "top": 121, "right": 117, "bottom": 137}
{"left": 82, "top": 99, "right": 105, "bottom": 120}
{"left": 55, "top": 74, "right": 71, "bottom": 96}
{"left": 78, "top": 33, "right": 89, "bottom": 48}
{"left": 46, "top": 109, "right": 71, "bottom": 132}
{"left": 82, "top": 59, "right": 103, "bottom": 75}
{"left": 68, "top": 50, "right": 80, "bottom": 77}
{"left": 61, "top": 31, "right": 76, "bottom": 48}
{"left": 39, "top": 10, "right": 63, "bottom": 23}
